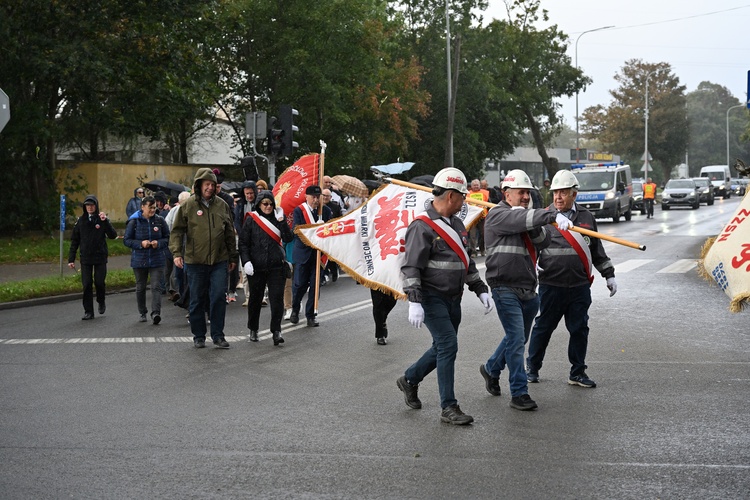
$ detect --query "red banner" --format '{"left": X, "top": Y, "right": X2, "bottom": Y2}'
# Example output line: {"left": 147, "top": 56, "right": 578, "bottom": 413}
{"left": 273, "top": 154, "right": 320, "bottom": 217}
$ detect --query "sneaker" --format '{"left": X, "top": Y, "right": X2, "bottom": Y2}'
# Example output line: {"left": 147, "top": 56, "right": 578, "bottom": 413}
{"left": 376, "top": 337, "right": 387, "bottom": 346}
{"left": 527, "top": 370, "right": 540, "bottom": 383}
{"left": 509, "top": 394, "right": 538, "bottom": 411}
{"left": 568, "top": 373, "right": 596, "bottom": 388}
{"left": 152, "top": 313, "right": 161, "bottom": 325}
{"left": 139, "top": 314, "right": 147, "bottom": 323}
{"left": 440, "top": 405, "right": 474, "bottom": 425}
{"left": 248, "top": 330, "right": 258, "bottom": 342}
{"left": 396, "top": 375, "right": 422, "bottom": 409}
{"left": 227, "top": 292, "right": 237, "bottom": 303}
{"left": 213, "top": 338, "right": 230, "bottom": 349}
{"left": 194, "top": 339, "right": 206, "bottom": 348}
{"left": 479, "top": 364, "right": 502, "bottom": 396}
{"left": 283, "top": 308, "right": 292, "bottom": 320}
{"left": 242, "top": 299, "right": 248, "bottom": 307}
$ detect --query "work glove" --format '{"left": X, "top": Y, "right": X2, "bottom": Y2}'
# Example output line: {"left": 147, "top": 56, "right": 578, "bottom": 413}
{"left": 243, "top": 261, "right": 254, "bottom": 276}
{"left": 408, "top": 302, "right": 424, "bottom": 329}
{"left": 274, "top": 207, "right": 284, "bottom": 221}
{"left": 606, "top": 277, "right": 617, "bottom": 297}
{"left": 555, "top": 213, "right": 572, "bottom": 231}
{"left": 479, "top": 292, "right": 493, "bottom": 314}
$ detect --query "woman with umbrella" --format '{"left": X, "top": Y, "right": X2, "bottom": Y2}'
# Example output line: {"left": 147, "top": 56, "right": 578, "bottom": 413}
{"left": 238, "top": 191, "right": 294, "bottom": 345}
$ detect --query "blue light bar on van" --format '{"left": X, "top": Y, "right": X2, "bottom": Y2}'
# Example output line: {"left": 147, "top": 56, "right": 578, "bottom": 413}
{"left": 570, "top": 161, "right": 624, "bottom": 169}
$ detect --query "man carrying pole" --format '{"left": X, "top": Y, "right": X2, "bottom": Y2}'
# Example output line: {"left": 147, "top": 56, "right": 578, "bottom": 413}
{"left": 525, "top": 169, "right": 618, "bottom": 388}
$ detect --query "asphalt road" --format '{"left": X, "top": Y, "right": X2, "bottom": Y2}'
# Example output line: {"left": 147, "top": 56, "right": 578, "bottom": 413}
{"left": 1, "top": 198, "right": 748, "bottom": 499}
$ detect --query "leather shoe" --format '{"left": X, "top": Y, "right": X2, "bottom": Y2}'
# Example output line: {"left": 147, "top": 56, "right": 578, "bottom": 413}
{"left": 272, "top": 331, "right": 285, "bottom": 346}
{"left": 213, "top": 338, "right": 230, "bottom": 349}
{"left": 289, "top": 311, "right": 299, "bottom": 324}
{"left": 82, "top": 312, "right": 94, "bottom": 320}
{"left": 98, "top": 303, "right": 106, "bottom": 315}
{"left": 194, "top": 339, "right": 206, "bottom": 348}
{"left": 248, "top": 330, "right": 258, "bottom": 342}
{"left": 306, "top": 318, "right": 319, "bottom": 327}
{"left": 377, "top": 337, "right": 387, "bottom": 345}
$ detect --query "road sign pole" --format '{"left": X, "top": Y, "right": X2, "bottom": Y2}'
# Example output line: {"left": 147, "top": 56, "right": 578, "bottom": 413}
{"left": 0, "top": 87, "right": 10, "bottom": 133}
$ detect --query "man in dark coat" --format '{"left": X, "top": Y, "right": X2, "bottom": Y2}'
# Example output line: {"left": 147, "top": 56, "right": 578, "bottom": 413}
{"left": 290, "top": 185, "right": 332, "bottom": 327}
{"left": 68, "top": 195, "right": 118, "bottom": 320}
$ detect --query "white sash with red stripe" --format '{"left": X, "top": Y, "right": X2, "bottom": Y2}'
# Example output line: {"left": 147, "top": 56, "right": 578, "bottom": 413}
{"left": 299, "top": 203, "right": 328, "bottom": 267}
{"left": 414, "top": 214, "right": 469, "bottom": 270}
{"left": 557, "top": 227, "right": 594, "bottom": 284}
{"left": 249, "top": 212, "right": 282, "bottom": 246}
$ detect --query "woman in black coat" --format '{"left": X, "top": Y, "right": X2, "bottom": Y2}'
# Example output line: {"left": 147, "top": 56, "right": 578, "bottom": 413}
{"left": 238, "top": 190, "right": 294, "bottom": 345}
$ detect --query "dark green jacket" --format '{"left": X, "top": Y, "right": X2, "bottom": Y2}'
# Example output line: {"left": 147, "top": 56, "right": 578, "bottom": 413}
{"left": 169, "top": 194, "right": 237, "bottom": 265}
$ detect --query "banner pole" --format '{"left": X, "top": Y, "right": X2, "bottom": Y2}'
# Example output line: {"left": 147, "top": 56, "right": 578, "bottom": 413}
{"left": 385, "top": 177, "right": 646, "bottom": 251}
{"left": 314, "top": 141, "right": 327, "bottom": 315}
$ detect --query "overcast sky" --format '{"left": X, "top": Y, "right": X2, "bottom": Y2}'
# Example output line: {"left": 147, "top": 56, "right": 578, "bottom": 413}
{"left": 482, "top": 0, "right": 750, "bottom": 127}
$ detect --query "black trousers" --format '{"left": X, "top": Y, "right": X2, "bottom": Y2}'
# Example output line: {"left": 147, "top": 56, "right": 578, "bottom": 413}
{"left": 247, "top": 268, "right": 286, "bottom": 333}
{"left": 81, "top": 263, "right": 107, "bottom": 314}
{"left": 371, "top": 289, "right": 397, "bottom": 338}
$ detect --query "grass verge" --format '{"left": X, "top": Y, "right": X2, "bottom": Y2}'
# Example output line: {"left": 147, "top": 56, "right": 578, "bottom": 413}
{"left": 0, "top": 270, "right": 135, "bottom": 303}
{"left": 0, "top": 235, "right": 130, "bottom": 264}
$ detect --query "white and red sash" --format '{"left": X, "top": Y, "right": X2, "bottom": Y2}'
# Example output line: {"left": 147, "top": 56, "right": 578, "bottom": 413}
{"left": 299, "top": 203, "right": 328, "bottom": 267}
{"left": 249, "top": 212, "right": 282, "bottom": 246}
{"left": 557, "top": 227, "right": 594, "bottom": 284}
{"left": 415, "top": 214, "right": 469, "bottom": 271}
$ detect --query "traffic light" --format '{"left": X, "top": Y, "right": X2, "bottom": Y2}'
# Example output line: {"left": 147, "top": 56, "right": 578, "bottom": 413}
{"left": 279, "top": 104, "right": 299, "bottom": 157}
{"left": 267, "top": 117, "right": 284, "bottom": 156}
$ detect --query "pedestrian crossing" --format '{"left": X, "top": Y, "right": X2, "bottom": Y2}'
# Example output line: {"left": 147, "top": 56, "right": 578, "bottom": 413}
{"left": 614, "top": 258, "right": 697, "bottom": 274}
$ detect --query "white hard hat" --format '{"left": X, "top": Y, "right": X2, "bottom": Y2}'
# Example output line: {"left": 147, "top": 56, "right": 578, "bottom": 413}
{"left": 432, "top": 167, "right": 469, "bottom": 194}
{"left": 550, "top": 170, "right": 579, "bottom": 190}
{"left": 501, "top": 169, "right": 534, "bottom": 190}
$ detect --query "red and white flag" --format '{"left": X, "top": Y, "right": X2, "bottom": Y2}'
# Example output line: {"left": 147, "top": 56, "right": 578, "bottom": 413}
{"left": 295, "top": 183, "right": 483, "bottom": 299}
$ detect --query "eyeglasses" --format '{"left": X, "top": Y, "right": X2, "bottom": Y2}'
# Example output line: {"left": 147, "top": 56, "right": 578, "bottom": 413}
{"left": 259, "top": 202, "right": 273, "bottom": 207}
{"left": 137, "top": 191, "right": 144, "bottom": 195}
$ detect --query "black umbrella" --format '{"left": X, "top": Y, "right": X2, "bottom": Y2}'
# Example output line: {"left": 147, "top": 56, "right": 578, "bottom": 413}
{"left": 408, "top": 174, "right": 434, "bottom": 188}
{"left": 143, "top": 180, "right": 188, "bottom": 199}
{"left": 362, "top": 179, "right": 381, "bottom": 193}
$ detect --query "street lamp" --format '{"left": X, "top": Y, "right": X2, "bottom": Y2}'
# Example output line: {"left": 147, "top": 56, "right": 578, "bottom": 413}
{"left": 644, "top": 70, "right": 655, "bottom": 182}
{"left": 575, "top": 25, "right": 614, "bottom": 163}
{"left": 726, "top": 104, "right": 745, "bottom": 168}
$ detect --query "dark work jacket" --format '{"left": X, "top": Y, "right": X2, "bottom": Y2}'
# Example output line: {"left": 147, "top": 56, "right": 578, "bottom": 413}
{"left": 238, "top": 213, "right": 294, "bottom": 272}
{"left": 68, "top": 195, "right": 118, "bottom": 266}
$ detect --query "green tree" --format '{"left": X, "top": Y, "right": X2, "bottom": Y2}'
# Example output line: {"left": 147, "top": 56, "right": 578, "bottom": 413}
{"left": 582, "top": 60, "right": 687, "bottom": 183}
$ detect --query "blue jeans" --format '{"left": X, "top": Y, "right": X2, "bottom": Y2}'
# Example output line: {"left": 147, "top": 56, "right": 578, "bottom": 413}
{"left": 185, "top": 262, "right": 228, "bottom": 342}
{"left": 527, "top": 284, "right": 592, "bottom": 377}
{"left": 485, "top": 286, "right": 539, "bottom": 397}
{"left": 404, "top": 289, "right": 462, "bottom": 409}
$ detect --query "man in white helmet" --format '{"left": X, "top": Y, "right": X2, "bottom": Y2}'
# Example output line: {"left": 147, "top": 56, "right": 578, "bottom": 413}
{"left": 526, "top": 169, "right": 617, "bottom": 388}
{"left": 397, "top": 167, "right": 492, "bottom": 425}
{"left": 480, "top": 169, "right": 572, "bottom": 411}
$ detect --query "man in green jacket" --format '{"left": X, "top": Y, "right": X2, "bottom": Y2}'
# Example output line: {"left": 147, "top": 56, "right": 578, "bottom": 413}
{"left": 169, "top": 168, "right": 238, "bottom": 349}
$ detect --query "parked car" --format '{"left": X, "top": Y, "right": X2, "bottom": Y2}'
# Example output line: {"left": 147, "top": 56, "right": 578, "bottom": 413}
{"left": 730, "top": 178, "right": 747, "bottom": 196}
{"left": 632, "top": 181, "right": 645, "bottom": 214}
{"left": 691, "top": 177, "right": 715, "bottom": 205}
{"left": 661, "top": 179, "right": 700, "bottom": 210}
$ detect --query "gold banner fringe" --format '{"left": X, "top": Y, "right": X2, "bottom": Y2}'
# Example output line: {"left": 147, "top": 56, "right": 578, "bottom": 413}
{"left": 730, "top": 292, "right": 750, "bottom": 313}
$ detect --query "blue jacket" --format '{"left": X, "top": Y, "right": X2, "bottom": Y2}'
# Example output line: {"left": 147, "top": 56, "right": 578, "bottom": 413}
{"left": 124, "top": 211, "right": 170, "bottom": 269}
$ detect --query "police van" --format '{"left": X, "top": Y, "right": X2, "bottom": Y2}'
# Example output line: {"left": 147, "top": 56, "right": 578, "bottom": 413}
{"left": 570, "top": 162, "right": 633, "bottom": 223}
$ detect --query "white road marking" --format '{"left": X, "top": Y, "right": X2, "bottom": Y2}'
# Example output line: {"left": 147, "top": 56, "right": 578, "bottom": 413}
{"left": 656, "top": 259, "right": 697, "bottom": 273}
{"left": 0, "top": 299, "right": 375, "bottom": 345}
{"left": 612, "top": 259, "right": 654, "bottom": 273}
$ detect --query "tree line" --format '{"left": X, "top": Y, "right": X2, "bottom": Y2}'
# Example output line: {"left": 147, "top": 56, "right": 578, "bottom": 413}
{"left": 1, "top": 0, "right": 748, "bottom": 234}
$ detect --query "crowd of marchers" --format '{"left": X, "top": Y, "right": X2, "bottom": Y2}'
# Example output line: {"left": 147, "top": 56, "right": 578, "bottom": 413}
{"left": 68, "top": 165, "right": 617, "bottom": 425}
